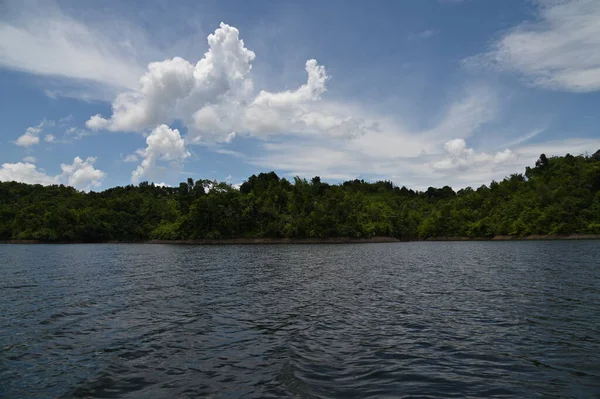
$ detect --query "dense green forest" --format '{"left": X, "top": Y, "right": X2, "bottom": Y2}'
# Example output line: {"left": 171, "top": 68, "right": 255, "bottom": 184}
{"left": 1, "top": 151, "right": 600, "bottom": 242}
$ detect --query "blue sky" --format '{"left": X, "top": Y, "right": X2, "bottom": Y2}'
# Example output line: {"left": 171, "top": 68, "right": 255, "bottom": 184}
{"left": 1, "top": 0, "right": 600, "bottom": 191}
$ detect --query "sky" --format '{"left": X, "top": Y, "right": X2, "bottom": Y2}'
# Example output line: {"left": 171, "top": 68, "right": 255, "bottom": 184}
{"left": 1, "top": 0, "right": 600, "bottom": 191}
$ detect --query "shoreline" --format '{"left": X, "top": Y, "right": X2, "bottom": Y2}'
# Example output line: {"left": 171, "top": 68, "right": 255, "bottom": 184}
{"left": 1, "top": 234, "right": 600, "bottom": 245}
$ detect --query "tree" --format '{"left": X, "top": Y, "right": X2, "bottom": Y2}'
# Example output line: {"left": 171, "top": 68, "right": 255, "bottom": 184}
{"left": 1, "top": 150, "right": 599, "bottom": 241}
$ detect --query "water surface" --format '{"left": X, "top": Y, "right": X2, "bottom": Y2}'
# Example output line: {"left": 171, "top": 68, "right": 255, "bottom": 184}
{"left": 1, "top": 241, "right": 599, "bottom": 398}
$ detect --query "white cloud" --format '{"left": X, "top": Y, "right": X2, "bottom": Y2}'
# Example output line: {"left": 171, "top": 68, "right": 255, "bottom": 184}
{"left": 124, "top": 154, "right": 139, "bottom": 163}
{"left": 430, "top": 138, "right": 516, "bottom": 171}
{"left": 223, "top": 132, "right": 237, "bottom": 143}
{"left": 0, "top": 2, "right": 145, "bottom": 93}
{"left": 250, "top": 142, "right": 363, "bottom": 181}
{"left": 0, "top": 162, "right": 58, "bottom": 185}
{"left": 249, "top": 135, "right": 600, "bottom": 190}
{"left": 87, "top": 23, "right": 255, "bottom": 133}
{"left": 15, "top": 127, "right": 41, "bottom": 147}
{"left": 23, "top": 156, "right": 37, "bottom": 163}
{"left": 502, "top": 128, "right": 545, "bottom": 148}
{"left": 214, "top": 148, "right": 246, "bottom": 159}
{"left": 131, "top": 124, "right": 190, "bottom": 183}
{"left": 466, "top": 0, "right": 600, "bottom": 92}
{"left": 6, "top": 13, "right": 595, "bottom": 191}
{"left": 515, "top": 138, "right": 600, "bottom": 160}
{"left": 71, "top": 21, "right": 503, "bottom": 189}
{"left": 60, "top": 156, "right": 106, "bottom": 191}
{"left": 408, "top": 29, "right": 439, "bottom": 40}
{"left": 59, "top": 115, "right": 74, "bottom": 124}
{"left": 342, "top": 87, "right": 497, "bottom": 159}
{"left": 427, "top": 87, "right": 497, "bottom": 140}
{"left": 85, "top": 115, "right": 110, "bottom": 130}
{"left": 64, "top": 127, "right": 92, "bottom": 141}
{"left": 437, "top": 138, "right": 600, "bottom": 188}
{"left": 0, "top": 156, "right": 107, "bottom": 191}
{"left": 236, "top": 60, "right": 375, "bottom": 140}
{"left": 87, "top": 23, "right": 377, "bottom": 142}
{"left": 86, "top": 56, "right": 197, "bottom": 131}
{"left": 14, "top": 119, "right": 61, "bottom": 147}
{"left": 236, "top": 82, "right": 504, "bottom": 188}
{"left": 62, "top": 126, "right": 93, "bottom": 143}
{"left": 13, "top": 119, "right": 93, "bottom": 147}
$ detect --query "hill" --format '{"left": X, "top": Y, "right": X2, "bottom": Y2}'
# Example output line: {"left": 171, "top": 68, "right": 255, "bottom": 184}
{"left": 1, "top": 152, "right": 599, "bottom": 242}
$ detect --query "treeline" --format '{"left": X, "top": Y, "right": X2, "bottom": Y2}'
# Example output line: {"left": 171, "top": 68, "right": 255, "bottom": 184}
{"left": 1, "top": 152, "right": 600, "bottom": 242}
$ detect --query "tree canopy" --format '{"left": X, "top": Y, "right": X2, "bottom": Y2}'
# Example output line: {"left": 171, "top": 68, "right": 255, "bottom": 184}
{"left": 1, "top": 152, "right": 599, "bottom": 242}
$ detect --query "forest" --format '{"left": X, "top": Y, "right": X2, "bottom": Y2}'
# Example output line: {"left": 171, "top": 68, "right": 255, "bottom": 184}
{"left": 1, "top": 151, "right": 600, "bottom": 242}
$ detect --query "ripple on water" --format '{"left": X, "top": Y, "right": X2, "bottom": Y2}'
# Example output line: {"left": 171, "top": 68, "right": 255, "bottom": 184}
{"left": 1, "top": 241, "right": 600, "bottom": 398}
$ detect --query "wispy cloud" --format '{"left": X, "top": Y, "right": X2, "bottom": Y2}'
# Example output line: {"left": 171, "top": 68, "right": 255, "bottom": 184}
{"left": 503, "top": 128, "right": 545, "bottom": 148}
{"left": 408, "top": 29, "right": 439, "bottom": 40}
{"left": 214, "top": 149, "right": 246, "bottom": 159}
{"left": 464, "top": 0, "right": 600, "bottom": 92}
{"left": 248, "top": 135, "right": 600, "bottom": 190}
{"left": 0, "top": 1, "right": 152, "bottom": 98}
{"left": 3, "top": 2, "right": 598, "bottom": 191}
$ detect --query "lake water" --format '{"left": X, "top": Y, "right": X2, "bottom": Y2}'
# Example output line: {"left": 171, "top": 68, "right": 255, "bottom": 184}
{"left": 1, "top": 241, "right": 599, "bottom": 398}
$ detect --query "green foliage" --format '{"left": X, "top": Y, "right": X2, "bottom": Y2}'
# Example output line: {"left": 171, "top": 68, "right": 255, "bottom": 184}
{"left": 1, "top": 152, "right": 600, "bottom": 241}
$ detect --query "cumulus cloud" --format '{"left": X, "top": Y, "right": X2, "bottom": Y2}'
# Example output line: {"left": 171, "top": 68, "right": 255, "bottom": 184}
{"left": 237, "top": 82, "right": 506, "bottom": 188}
{"left": 87, "top": 23, "right": 375, "bottom": 142}
{"left": 13, "top": 119, "right": 58, "bottom": 147}
{"left": 79, "top": 21, "right": 500, "bottom": 189}
{"left": 15, "top": 127, "right": 41, "bottom": 147}
{"left": 13, "top": 119, "right": 89, "bottom": 146}
{"left": 249, "top": 135, "right": 600, "bottom": 190}
{"left": 0, "top": 162, "right": 58, "bottom": 185}
{"left": 466, "top": 0, "right": 600, "bottom": 92}
{"left": 235, "top": 60, "right": 374, "bottom": 140}
{"left": 60, "top": 157, "right": 106, "bottom": 191}
{"left": 131, "top": 124, "right": 190, "bottom": 183}
{"left": 87, "top": 23, "right": 255, "bottom": 133}
{"left": 86, "top": 56, "right": 197, "bottom": 131}
{"left": 430, "top": 138, "right": 516, "bottom": 171}
{"left": 0, "top": 156, "right": 106, "bottom": 191}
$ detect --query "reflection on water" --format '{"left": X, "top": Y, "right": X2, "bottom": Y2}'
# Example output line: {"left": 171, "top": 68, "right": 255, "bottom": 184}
{"left": 1, "top": 241, "right": 599, "bottom": 398}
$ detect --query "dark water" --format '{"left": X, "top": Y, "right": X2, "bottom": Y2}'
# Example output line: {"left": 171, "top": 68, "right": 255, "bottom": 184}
{"left": 1, "top": 242, "right": 599, "bottom": 398}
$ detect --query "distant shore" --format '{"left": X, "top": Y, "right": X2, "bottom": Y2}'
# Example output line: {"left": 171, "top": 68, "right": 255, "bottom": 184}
{"left": 2, "top": 234, "right": 600, "bottom": 245}
{"left": 424, "top": 234, "right": 600, "bottom": 241}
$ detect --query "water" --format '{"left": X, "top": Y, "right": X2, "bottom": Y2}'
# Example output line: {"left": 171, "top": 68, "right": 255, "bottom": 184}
{"left": 1, "top": 241, "right": 599, "bottom": 398}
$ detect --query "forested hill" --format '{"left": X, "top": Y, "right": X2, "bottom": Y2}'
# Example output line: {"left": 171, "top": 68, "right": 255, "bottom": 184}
{"left": 1, "top": 151, "right": 600, "bottom": 242}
